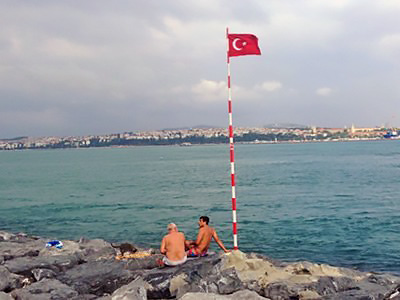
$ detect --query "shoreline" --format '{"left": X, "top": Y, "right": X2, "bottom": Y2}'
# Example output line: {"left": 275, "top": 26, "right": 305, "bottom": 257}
{"left": 1, "top": 230, "right": 400, "bottom": 299}
{"left": 0, "top": 137, "right": 398, "bottom": 152}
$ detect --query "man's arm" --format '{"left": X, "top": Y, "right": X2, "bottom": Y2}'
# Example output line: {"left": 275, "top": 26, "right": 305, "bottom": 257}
{"left": 160, "top": 237, "right": 167, "bottom": 254}
{"left": 212, "top": 229, "right": 229, "bottom": 253}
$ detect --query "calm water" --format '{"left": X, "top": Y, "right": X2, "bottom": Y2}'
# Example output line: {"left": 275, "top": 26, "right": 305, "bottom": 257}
{"left": 1, "top": 141, "right": 400, "bottom": 274}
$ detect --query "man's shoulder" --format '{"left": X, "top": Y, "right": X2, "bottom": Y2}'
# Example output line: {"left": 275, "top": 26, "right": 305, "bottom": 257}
{"left": 204, "top": 226, "right": 215, "bottom": 234}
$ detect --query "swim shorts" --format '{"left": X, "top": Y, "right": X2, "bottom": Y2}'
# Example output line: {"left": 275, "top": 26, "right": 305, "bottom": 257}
{"left": 187, "top": 248, "right": 208, "bottom": 257}
{"left": 162, "top": 255, "right": 187, "bottom": 266}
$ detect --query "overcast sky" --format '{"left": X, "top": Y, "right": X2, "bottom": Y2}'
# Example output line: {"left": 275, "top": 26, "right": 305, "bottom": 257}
{"left": 1, "top": 0, "right": 400, "bottom": 138}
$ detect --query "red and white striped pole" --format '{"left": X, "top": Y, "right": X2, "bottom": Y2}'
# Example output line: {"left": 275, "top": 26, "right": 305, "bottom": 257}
{"left": 226, "top": 27, "right": 238, "bottom": 250}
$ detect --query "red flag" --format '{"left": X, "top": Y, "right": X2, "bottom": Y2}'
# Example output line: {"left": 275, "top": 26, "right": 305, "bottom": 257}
{"left": 228, "top": 33, "right": 261, "bottom": 57}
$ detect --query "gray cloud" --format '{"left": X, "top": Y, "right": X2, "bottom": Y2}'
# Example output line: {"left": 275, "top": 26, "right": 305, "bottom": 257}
{"left": 1, "top": 0, "right": 400, "bottom": 138}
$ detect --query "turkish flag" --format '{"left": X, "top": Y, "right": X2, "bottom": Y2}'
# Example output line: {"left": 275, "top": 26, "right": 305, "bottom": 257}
{"left": 228, "top": 33, "right": 261, "bottom": 57}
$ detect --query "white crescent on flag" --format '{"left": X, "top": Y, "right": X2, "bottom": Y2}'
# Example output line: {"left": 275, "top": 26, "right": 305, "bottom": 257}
{"left": 232, "top": 38, "right": 247, "bottom": 51}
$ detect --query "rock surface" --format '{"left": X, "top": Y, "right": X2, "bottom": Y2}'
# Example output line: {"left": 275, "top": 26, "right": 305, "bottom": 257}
{"left": 0, "top": 230, "right": 399, "bottom": 299}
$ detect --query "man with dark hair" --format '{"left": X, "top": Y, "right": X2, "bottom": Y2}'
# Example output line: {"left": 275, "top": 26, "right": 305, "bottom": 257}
{"left": 186, "top": 216, "right": 229, "bottom": 256}
{"left": 199, "top": 216, "right": 209, "bottom": 224}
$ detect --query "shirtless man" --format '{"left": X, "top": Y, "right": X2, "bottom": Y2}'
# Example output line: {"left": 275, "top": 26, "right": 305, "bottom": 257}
{"left": 160, "top": 223, "right": 187, "bottom": 266}
{"left": 186, "top": 216, "right": 229, "bottom": 256}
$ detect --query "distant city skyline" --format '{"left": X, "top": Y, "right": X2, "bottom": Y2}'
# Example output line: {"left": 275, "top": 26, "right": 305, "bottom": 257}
{"left": 1, "top": 122, "right": 396, "bottom": 140}
{"left": 1, "top": 1, "right": 399, "bottom": 138}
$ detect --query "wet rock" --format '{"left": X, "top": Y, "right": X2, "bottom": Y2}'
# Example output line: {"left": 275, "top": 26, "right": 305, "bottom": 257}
{"left": 11, "top": 278, "right": 79, "bottom": 300}
{"left": 57, "top": 260, "right": 137, "bottom": 296}
{"left": 0, "top": 266, "right": 23, "bottom": 292}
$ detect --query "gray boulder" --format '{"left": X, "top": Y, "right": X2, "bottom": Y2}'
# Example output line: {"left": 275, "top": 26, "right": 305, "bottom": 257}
{"left": 11, "top": 278, "right": 79, "bottom": 300}
{"left": 110, "top": 277, "right": 148, "bottom": 300}
{"left": 39, "top": 238, "right": 116, "bottom": 262}
{"left": 384, "top": 284, "right": 400, "bottom": 299}
{"left": 123, "top": 254, "right": 163, "bottom": 271}
{"left": 57, "top": 260, "right": 138, "bottom": 296}
{"left": 0, "top": 231, "right": 13, "bottom": 241}
{"left": 0, "top": 292, "right": 13, "bottom": 300}
{"left": 3, "top": 254, "right": 82, "bottom": 275}
{"left": 0, "top": 266, "right": 23, "bottom": 292}
{"left": 0, "top": 231, "right": 39, "bottom": 243}
{"left": 32, "top": 268, "right": 57, "bottom": 281}
{"left": 0, "top": 239, "right": 44, "bottom": 261}
{"left": 142, "top": 254, "right": 243, "bottom": 299}
{"left": 180, "top": 290, "right": 269, "bottom": 299}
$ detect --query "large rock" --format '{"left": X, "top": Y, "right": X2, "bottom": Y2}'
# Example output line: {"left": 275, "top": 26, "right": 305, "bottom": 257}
{"left": 221, "top": 251, "right": 400, "bottom": 300}
{"left": 2, "top": 230, "right": 400, "bottom": 300}
{"left": 0, "top": 292, "right": 13, "bottom": 300}
{"left": 0, "top": 239, "right": 44, "bottom": 261}
{"left": 180, "top": 290, "right": 269, "bottom": 299}
{"left": 32, "top": 268, "right": 57, "bottom": 281}
{"left": 57, "top": 260, "right": 138, "bottom": 296}
{"left": 110, "top": 277, "right": 149, "bottom": 300}
{"left": 142, "top": 254, "right": 243, "bottom": 299}
{"left": 39, "top": 237, "right": 116, "bottom": 262}
{"left": 0, "top": 231, "right": 40, "bottom": 243}
{"left": 0, "top": 266, "right": 23, "bottom": 292}
{"left": 11, "top": 279, "right": 79, "bottom": 300}
{"left": 3, "top": 254, "right": 82, "bottom": 275}
{"left": 0, "top": 231, "right": 13, "bottom": 241}
{"left": 123, "top": 254, "right": 164, "bottom": 271}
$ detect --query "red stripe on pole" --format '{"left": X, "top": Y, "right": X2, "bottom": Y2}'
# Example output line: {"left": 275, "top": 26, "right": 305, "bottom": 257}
{"left": 228, "top": 76, "right": 231, "bottom": 88}
{"left": 229, "top": 125, "right": 233, "bottom": 138}
{"left": 231, "top": 173, "right": 235, "bottom": 186}
{"left": 228, "top": 101, "right": 232, "bottom": 113}
{"left": 233, "top": 222, "right": 238, "bottom": 234}
{"left": 230, "top": 149, "right": 234, "bottom": 163}
{"left": 232, "top": 198, "right": 236, "bottom": 210}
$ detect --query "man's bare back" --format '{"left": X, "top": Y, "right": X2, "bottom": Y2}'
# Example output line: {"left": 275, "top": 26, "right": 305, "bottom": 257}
{"left": 161, "top": 224, "right": 186, "bottom": 262}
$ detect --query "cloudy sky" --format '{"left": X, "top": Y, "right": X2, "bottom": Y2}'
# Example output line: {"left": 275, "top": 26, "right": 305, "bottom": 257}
{"left": 1, "top": 0, "right": 400, "bottom": 138}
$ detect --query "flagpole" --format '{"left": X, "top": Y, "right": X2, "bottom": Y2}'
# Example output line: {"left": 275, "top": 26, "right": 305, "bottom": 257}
{"left": 226, "top": 27, "right": 238, "bottom": 250}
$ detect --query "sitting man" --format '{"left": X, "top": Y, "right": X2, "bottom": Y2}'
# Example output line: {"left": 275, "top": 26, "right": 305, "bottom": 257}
{"left": 160, "top": 223, "right": 187, "bottom": 266}
{"left": 186, "top": 216, "right": 230, "bottom": 257}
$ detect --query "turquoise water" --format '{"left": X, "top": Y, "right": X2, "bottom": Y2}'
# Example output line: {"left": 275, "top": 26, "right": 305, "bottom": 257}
{"left": 1, "top": 141, "right": 400, "bottom": 273}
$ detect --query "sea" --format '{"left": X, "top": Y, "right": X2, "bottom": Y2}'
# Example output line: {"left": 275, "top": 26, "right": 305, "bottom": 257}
{"left": 1, "top": 140, "right": 400, "bottom": 274}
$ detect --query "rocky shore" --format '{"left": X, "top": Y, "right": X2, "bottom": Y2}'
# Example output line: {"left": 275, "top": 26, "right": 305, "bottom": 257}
{"left": 1, "top": 230, "right": 400, "bottom": 299}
